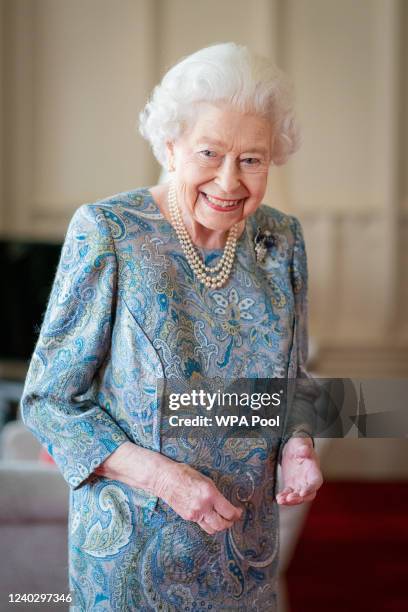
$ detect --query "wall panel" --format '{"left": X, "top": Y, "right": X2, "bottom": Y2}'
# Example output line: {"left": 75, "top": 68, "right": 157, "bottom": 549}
{"left": 282, "top": 0, "right": 398, "bottom": 215}
{"left": 3, "top": 0, "right": 157, "bottom": 239}
{"left": 0, "top": 0, "right": 406, "bottom": 368}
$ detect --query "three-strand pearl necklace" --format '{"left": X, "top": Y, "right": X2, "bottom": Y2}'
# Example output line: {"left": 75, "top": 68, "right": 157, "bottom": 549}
{"left": 167, "top": 181, "right": 239, "bottom": 289}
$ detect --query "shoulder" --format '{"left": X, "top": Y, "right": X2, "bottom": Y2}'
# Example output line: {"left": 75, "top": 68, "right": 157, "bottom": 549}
{"left": 66, "top": 188, "right": 160, "bottom": 241}
{"left": 253, "top": 204, "right": 304, "bottom": 246}
{"left": 71, "top": 187, "right": 156, "bottom": 222}
{"left": 254, "top": 205, "right": 308, "bottom": 293}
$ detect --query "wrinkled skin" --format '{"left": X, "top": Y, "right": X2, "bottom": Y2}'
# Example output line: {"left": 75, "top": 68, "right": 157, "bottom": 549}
{"left": 277, "top": 437, "right": 323, "bottom": 506}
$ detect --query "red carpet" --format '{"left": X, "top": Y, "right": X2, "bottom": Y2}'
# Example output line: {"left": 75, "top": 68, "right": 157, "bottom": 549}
{"left": 286, "top": 482, "right": 408, "bottom": 612}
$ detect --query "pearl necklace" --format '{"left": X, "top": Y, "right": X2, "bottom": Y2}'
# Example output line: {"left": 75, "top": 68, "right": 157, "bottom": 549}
{"left": 167, "top": 181, "right": 239, "bottom": 289}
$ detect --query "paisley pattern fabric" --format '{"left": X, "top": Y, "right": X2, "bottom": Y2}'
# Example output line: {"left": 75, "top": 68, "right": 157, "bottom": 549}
{"left": 21, "top": 188, "right": 311, "bottom": 611}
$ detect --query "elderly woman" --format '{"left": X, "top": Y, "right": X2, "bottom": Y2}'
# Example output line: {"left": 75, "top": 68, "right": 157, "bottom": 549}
{"left": 21, "top": 43, "right": 322, "bottom": 611}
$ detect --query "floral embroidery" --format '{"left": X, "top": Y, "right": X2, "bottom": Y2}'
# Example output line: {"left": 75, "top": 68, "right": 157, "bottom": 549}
{"left": 212, "top": 287, "right": 255, "bottom": 321}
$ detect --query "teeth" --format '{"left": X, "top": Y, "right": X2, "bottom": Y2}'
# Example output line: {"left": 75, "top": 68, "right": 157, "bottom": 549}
{"left": 205, "top": 194, "right": 240, "bottom": 208}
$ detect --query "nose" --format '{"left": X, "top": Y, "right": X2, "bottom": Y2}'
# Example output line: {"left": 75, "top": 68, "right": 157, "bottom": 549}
{"left": 214, "top": 157, "right": 241, "bottom": 194}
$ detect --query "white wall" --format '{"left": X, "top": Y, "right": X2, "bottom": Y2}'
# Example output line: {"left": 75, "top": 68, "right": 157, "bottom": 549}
{"left": 1, "top": 1, "right": 407, "bottom": 479}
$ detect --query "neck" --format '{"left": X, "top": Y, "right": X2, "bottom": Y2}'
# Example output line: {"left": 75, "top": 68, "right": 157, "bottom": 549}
{"left": 181, "top": 218, "right": 229, "bottom": 249}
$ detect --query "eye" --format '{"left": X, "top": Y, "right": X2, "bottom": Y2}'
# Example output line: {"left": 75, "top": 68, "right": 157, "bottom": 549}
{"left": 241, "top": 157, "right": 261, "bottom": 166}
{"left": 199, "top": 149, "right": 217, "bottom": 158}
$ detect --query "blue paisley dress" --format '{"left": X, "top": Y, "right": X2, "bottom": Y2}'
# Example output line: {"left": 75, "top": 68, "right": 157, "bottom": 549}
{"left": 21, "top": 188, "right": 311, "bottom": 611}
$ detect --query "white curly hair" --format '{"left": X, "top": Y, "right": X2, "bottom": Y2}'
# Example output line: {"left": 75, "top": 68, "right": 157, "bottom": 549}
{"left": 139, "top": 42, "right": 301, "bottom": 169}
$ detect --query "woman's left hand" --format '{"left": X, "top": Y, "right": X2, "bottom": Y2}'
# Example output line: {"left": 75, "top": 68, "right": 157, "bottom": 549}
{"left": 276, "top": 437, "right": 323, "bottom": 506}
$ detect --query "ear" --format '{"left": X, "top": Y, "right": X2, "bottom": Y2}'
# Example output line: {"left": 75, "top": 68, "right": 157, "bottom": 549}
{"left": 166, "top": 142, "right": 175, "bottom": 172}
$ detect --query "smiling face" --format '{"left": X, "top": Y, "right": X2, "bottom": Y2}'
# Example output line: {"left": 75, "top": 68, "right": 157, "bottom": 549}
{"left": 167, "top": 102, "right": 273, "bottom": 243}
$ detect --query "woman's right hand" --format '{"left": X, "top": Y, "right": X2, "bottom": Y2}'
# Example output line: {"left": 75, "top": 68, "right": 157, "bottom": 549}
{"left": 154, "top": 459, "right": 243, "bottom": 535}
{"left": 94, "top": 441, "right": 242, "bottom": 535}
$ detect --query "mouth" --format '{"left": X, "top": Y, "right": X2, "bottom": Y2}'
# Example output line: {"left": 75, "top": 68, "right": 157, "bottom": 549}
{"left": 201, "top": 192, "right": 244, "bottom": 212}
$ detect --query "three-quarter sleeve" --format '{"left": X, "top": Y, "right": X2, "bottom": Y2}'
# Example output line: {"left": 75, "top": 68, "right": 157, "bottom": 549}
{"left": 278, "top": 215, "right": 319, "bottom": 463}
{"left": 21, "top": 204, "right": 130, "bottom": 489}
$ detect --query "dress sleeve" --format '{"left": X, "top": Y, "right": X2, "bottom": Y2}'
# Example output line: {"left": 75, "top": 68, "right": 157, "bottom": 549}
{"left": 278, "top": 215, "right": 320, "bottom": 463}
{"left": 20, "top": 204, "right": 130, "bottom": 489}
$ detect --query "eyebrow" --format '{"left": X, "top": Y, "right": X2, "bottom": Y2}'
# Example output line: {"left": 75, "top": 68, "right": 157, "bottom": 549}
{"left": 195, "top": 137, "right": 268, "bottom": 157}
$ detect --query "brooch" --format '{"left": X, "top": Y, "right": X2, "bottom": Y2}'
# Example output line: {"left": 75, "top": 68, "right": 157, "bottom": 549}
{"left": 254, "top": 226, "right": 275, "bottom": 263}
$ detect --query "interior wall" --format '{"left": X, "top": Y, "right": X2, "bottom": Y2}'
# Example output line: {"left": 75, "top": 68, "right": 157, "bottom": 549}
{"left": 399, "top": 0, "right": 408, "bottom": 342}
{"left": 0, "top": 0, "right": 4, "bottom": 233}
{"left": 2, "top": 0, "right": 160, "bottom": 240}
{"left": 0, "top": 0, "right": 407, "bottom": 476}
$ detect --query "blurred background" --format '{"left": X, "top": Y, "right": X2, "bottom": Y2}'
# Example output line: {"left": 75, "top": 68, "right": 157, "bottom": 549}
{"left": 0, "top": 1, "right": 407, "bottom": 611}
